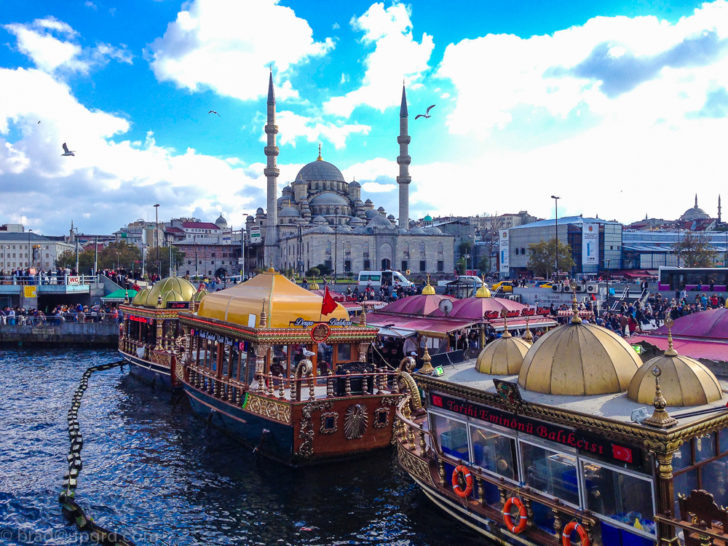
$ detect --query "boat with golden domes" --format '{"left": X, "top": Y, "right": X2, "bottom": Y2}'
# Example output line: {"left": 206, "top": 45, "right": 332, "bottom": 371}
{"left": 395, "top": 286, "right": 728, "bottom": 546}
{"left": 175, "top": 269, "right": 406, "bottom": 466}
{"left": 118, "top": 276, "right": 206, "bottom": 388}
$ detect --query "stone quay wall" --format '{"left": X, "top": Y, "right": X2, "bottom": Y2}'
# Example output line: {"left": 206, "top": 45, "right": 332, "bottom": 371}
{"left": 0, "top": 322, "right": 118, "bottom": 346}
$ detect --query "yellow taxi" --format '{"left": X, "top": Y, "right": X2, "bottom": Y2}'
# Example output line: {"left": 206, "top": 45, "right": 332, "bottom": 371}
{"left": 491, "top": 281, "right": 514, "bottom": 293}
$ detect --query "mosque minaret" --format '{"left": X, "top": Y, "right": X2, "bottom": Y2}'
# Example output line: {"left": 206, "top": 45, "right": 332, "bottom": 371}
{"left": 396, "top": 84, "right": 411, "bottom": 229}
{"left": 263, "top": 70, "right": 280, "bottom": 267}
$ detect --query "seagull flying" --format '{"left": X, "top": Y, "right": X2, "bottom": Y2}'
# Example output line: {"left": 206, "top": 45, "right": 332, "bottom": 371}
{"left": 61, "top": 142, "right": 75, "bottom": 157}
{"left": 415, "top": 104, "right": 436, "bottom": 119}
{"left": 208, "top": 110, "right": 220, "bottom": 117}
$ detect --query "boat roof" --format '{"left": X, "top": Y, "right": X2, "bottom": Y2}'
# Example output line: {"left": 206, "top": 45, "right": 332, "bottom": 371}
{"left": 425, "top": 359, "right": 728, "bottom": 430}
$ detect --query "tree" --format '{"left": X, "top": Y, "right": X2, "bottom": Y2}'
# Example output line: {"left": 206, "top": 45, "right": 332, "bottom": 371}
{"left": 527, "top": 240, "right": 575, "bottom": 278}
{"left": 56, "top": 249, "right": 94, "bottom": 272}
{"left": 673, "top": 232, "right": 717, "bottom": 267}
{"left": 456, "top": 256, "right": 467, "bottom": 275}
{"left": 477, "top": 255, "right": 490, "bottom": 274}
{"left": 315, "top": 262, "right": 332, "bottom": 275}
{"left": 98, "top": 241, "right": 142, "bottom": 271}
{"left": 145, "top": 246, "right": 185, "bottom": 277}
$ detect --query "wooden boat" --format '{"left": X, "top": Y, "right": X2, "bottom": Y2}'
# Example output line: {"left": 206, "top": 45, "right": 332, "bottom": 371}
{"left": 395, "top": 295, "right": 728, "bottom": 546}
{"left": 176, "top": 269, "right": 404, "bottom": 466}
{"left": 118, "top": 277, "right": 206, "bottom": 388}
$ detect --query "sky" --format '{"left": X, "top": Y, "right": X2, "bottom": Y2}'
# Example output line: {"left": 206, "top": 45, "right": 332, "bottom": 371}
{"left": 1, "top": 0, "right": 727, "bottom": 236}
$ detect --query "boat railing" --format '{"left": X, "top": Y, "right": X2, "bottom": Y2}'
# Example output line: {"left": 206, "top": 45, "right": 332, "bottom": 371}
{"left": 0, "top": 274, "right": 99, "bottom": 286}
{"left": 394, "top": 396, "right": 597, "bottom": 544}
{"left": 184, "top": 362, "right": 402, "bottom": 404}
{"left": 654, "top": 489, "right": 728, "bottom": 546}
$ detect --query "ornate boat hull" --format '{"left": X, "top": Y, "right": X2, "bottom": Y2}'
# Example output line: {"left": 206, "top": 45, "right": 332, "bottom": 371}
{"left": 119, "top": 348, "right": 177, "bottom": 390}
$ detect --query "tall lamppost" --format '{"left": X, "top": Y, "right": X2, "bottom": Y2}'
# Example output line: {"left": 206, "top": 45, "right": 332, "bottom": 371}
{"left": 154, "top": 203, "right": 160, "bottom": 278}
{"left": 551, "top": 195, "right": 560, "bottom": 279}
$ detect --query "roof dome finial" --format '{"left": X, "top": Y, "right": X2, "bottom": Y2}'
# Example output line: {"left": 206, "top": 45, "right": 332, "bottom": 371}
{"left": 422, "top": 274, "right": 436, "bottom": 295}
{"left": 475, "top": 275, "right": 491, "bottom": 298}
{"left": 501, "top": 309, "right": 511, "bottom": 338}
{"left": 570, "top": 282, "right": 582, "bottom": 324}
{"left": 317, "top": 143, "right": 322, "bottom": 161}
{"left": 642, "top": 366, "right": 677, "bottom": 428}
{"left": 664, "top": 316, "right": 678, "bottom": 356}
{"left": 523, "top": 315, "right": 533, "bottom": 344}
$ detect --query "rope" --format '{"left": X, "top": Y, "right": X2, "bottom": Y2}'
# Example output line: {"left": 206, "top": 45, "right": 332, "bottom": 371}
{"left": 58, "top": 360, "right": 136, "bottom": 546}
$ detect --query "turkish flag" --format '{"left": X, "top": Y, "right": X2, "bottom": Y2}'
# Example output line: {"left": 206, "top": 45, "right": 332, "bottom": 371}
{"left": 611, "top": 444, "right": 633, "bottom": 463}
{"left": 321, "top": 286, "right": 338, "bottom": 316}
{"left": 431, "top": 395, "right": 443, "bottom": 407}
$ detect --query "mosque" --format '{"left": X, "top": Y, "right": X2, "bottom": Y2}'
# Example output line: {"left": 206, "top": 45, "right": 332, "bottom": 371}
{"left": 249, "top": 73, "right": 454, "bottom": 277}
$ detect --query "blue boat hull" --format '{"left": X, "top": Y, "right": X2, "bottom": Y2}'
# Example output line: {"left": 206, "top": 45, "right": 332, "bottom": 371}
{"left": 120, "top": 351, "right": 174, "bottom": 390}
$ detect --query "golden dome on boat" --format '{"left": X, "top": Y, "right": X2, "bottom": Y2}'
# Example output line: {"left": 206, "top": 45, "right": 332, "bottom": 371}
{"left": 518, "top": 321, "right": 643, "bottom": 396}
{"left": 132, "top": 277, "right": 198, "bottom": 308}
{"left": 197, "top": 269, "right": 348, "bottom": 328}
{"left": 476, "top": 327, "right": 530, "bottom": 375}
{"left": 475, "top": 283, "right": 491, "bottom": 298}
{"left": 422, "top": 275, "right": 436, "bottom": 295}
{"left": 628, "top": 319, "right": 722, "bottom": 406}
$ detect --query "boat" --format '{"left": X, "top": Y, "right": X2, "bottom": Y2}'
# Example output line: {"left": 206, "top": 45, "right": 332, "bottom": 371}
{"left": 176, "top": 269, "right": 405, "bottom": 466}
{"left": 118, "top": 276, "right": 206, "bottom": 388}
{"left": 395, "top": 291, "right": 728, "bottom": 546}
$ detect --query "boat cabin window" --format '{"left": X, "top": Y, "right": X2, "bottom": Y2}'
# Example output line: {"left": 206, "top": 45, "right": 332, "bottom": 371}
{"left": 469, "top": 425, "right": 516, "bottom": 481}
{"left": 520, "top": 441, "right": 579, "bottom": 507}
{"left": 432, "top": 413, "right": 469, "bottom": 461}
{"left": 337, "top": 343, "right": 354, "bottom": 363}
{"left": 673, "top": 432, "right": 728, "bottom": 514}
{"left": 582, "top": 461, "right": 655, "bottom": 535}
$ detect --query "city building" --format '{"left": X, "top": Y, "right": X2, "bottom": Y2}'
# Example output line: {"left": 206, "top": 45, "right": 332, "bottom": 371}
{"left": 258, "top": 74, "right": 454, "bottom": 277}
{"left": 0, "top": 229, "right": 73, "bottom": 273}
{"left": 502, "top": 216, "right": 623, "bottom": 278}
{"left": 622, "top": 230, "right": 728, "bottom": 268}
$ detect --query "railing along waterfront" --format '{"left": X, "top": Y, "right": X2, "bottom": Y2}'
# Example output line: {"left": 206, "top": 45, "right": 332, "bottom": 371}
{"left": 0, "top": 274, "right": 99, "bottom": 286}
{"left": 394, "top": 396, "right": 597, "bottom": 544}
{"left": 0, "top": 312, "right": 119, "bottom": 326}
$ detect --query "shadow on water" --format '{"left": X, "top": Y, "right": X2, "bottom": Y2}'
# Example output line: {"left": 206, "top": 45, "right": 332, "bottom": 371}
{"left": 0, "top": 348, "right": 486, "bottom": 545}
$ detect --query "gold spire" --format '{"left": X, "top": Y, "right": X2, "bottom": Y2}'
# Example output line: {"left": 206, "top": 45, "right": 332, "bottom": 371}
{"left": 664, "top": 316, "right": 678, "bottom": 356}
{"left": 420, "top": 346, "right": 434, "bottom": 374}
{"left": 259, "top": 299, "right": 268, "bottom": 327}
{"left": 570, "top": 282, "right": 582, "bottom": 324}
{"left": 317, "top": 143, "right": 322, "bottom": 161}
{"left": 422, "top": 274, "right": 436, "bottom": 295}
{"left": 360, "top": 304, "right": 367, "bottom": 326}
{"left": 501, "top": 309, "right": 511, "bottom": 338}
{"left": 522, "top": 315, "right": 533, "bottom": 343}
{"left": 475, "top": 275, "right": 491, "bottom": 298}
{"left": 643, "top": 365, "right": 677, "bottom": 428}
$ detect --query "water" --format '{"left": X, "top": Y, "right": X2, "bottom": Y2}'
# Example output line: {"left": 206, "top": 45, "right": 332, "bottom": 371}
{"left": 0, "top": 348, "right": 484, "bottom": 545}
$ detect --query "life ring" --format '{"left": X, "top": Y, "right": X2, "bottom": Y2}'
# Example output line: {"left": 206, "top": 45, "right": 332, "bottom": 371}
{"left": 451, "top": 465, "right": 473, "bottom": 498}
{"left": 562, "top": 520, "right": 589, "bottom": 546}
{"left": 502, "top": 496, "right": 528, "bottom": 534}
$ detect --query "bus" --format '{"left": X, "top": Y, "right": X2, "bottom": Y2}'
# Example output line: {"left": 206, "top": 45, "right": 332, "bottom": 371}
{"left": 658, "top": 266, "right": 728, "bottom": 292}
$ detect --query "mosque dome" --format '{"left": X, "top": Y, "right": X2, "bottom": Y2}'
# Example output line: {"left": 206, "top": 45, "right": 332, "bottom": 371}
{"left": 312, "top": 215, "right": 328, "bottom": 225}
{"left": 280, "top": 206, "right": 300, "bottom": 218}
{"left": 679, "top": 195, "right": 710, "bottom": 221}
{"left": 215, "top": 214, "right": 228, "bottom": 228}
{"left": 256, "top": 207, "right": 264, "bottom": 215}
{"left": 628, "top": 324, "right": 722, "bottom": 406}
{"left": 423, "top": 214, "right": 433, "bottom": 222}
{"left": 364, "top": 209, "right": 379, "bottom": 219}
{"left": 410, "top": 226, "right": 426, "bottom": 235}
{"left": 349, "top": 180, "right": 360, "bottom": 188}
{"left": 310, "top": 192, "right": 349, "bottom": 206}
{"left": 295, "top": 160, "right": 345, "bottom": 183}
{"left": 518, "top": 313, "right": 643, "bottom": 395}
{"left": 365, "top": 199, "right": 373, "bottom": 206}
{"left": 476, "top": 329, "right": 530, "bottom": 375}
{"left": 424, "top": 226, "right": 442, "bottom": 235}
{"left": 349, "top": 216, "right": 365, "bottom": 225}
{"left": 367, "top": 214, "right": 395, "bottom": 229}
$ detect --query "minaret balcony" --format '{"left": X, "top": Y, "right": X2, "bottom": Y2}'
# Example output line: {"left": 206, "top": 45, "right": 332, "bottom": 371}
{"left": 264, "top": 124, "right": 279, "bottom": 134}
{"left": 397, "top": 155, "right": 411, "bottom": 165}
{"left": 397, "top": 136, "right": 411, "bottom": 144}
{"left": 264, "top": 167, "right": 280, "bottom": 177}
{"left": 396, "top": 176, "right": 412, "bottom": 184}
{"left": 264, "top": 146, "right": 279, "bottom": 156}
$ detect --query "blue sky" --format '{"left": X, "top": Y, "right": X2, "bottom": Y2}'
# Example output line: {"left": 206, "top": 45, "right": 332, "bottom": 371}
{"left": 1, "top": 0, "right": 726, "bottom": 235}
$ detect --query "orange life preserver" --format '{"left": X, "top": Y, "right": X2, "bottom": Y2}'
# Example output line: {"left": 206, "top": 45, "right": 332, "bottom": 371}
{"left": 451, "top": 465, "right": 473, "bottom": 498}
{"left": 562, "top": 520, "right": 590, "bottom": 546}
{"left": 502, "top": 496, "right": 528, "bottom": 534}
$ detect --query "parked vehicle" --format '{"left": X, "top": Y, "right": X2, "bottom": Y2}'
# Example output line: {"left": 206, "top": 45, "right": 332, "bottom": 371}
{"left": 357, "top": 270, "right": 414, "bottom": 288}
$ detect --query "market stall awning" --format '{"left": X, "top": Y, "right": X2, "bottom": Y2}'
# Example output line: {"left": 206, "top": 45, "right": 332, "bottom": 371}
{"left": 488, "top": 317, "right": 557, "bottom": 332}
{"left": 629, "top": 335, "right": 728, "bottom": 362}
{"left": 101, "top": 288, "right": 137, "bottom": 302}
{"left": 367, "top": 313, "right": 478, "bottom": 338}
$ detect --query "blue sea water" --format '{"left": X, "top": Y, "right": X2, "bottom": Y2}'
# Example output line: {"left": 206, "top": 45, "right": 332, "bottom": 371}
{"left": 0, "top": 348, "right": 484, "bottom": 545}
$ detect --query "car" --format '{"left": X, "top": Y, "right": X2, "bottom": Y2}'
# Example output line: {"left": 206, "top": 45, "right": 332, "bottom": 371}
{"left": 491, "top": 281, "right": 514, "bottom": 293}
{"left": 536, "top": 281, "right": 553, "bottom": 289}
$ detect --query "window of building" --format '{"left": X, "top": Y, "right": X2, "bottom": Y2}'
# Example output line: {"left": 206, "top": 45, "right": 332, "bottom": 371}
{"left": 344, "top": 260, "right": 351, "bottom": 272}
{"left": 363, "top": 259, "right": 371, "bottom": 270}
{"left": 401, "top": 260, "right": 408, "bottom": 272}
{"left": 419, "top": 260, "right": 426, "bottom": 272}
{"left": 437, "top": 260, "right": 444, "bottom": 272}
{"left": 520, "top": 441, "right": 579, "bottom": 506}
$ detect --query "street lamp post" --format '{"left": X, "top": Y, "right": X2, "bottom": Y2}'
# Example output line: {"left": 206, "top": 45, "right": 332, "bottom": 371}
{"left": 551, "top": 195, "right": 560, "bottom": 279}
{"left": 154, "top": 203, "right": 160, "bottom": 278}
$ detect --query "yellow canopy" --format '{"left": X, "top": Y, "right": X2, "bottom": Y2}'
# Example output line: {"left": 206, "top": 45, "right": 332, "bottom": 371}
{"left": 197, "top": 270, "right": 348, "bottom": 328}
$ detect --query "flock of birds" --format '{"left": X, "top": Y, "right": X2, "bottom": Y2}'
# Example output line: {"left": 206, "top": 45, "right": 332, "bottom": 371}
{"left": 58, "top": 103, "right": 436, "bottom": 158}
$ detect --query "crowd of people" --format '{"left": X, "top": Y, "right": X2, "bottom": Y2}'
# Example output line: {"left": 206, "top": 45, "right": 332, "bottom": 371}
{"left": 0, "top": 303, "right": 120, "bottom": 325}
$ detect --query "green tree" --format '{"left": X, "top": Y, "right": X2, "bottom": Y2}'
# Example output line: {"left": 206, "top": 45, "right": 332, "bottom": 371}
{"left": 673, "top": 232, "right": 717, "bottom": 267}
{"left": 477, "top": 255, "right": 490, "bottom": 274}
{"left": 145, "top": 246, "right": 185, "bottom": 277}
{"left": 306, "top": 267, "right": 321, "bottom": 278}
{"left": 456, "top": 256, "right": 467, "bottom": 275}
{"left": 315, "top": 262, "right": 332, "bottom": 275}
{"left": 98, "top": 241, "right": 142, "bottom": 271}
{"left": 527, "top": 240, "right": 575, "bottom": 278}
{"left": 56, "top": 249, "right": 95, "bottom": 272}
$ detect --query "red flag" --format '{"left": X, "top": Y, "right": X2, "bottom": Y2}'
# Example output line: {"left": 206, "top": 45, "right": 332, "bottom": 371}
{"left": 611, "top": 444, "right": 633, "bottom": 463}
{"left": 321, "top": 286, "right": 338, "bottom": 316}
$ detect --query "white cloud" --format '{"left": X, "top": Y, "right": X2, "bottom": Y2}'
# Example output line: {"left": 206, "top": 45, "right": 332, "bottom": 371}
{"left": 150, "top": 0, "right": 333, "bottom": 102}
{"left": 437, "top": 1, "right": 728, "bottom": 137}
{"left": 0, "top": 67, "right": 266, "bottom": 233}
{"left": 324, "top": 3, "right": 434, "bottom": 117}
{"left": 4, "top": 18, "right": 133, "bottom": 74}
{"left": 271, "top": 110, "right": 370, "bottom": 149}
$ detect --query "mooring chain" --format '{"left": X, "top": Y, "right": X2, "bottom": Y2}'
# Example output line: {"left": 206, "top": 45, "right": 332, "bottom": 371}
{"left": 58, "top": 360, "right": 136, "bottom": 546}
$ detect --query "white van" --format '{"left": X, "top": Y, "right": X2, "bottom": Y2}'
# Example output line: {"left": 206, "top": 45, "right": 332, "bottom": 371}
{"left": 358, "top": 270, "right": 414, "bottom": 289}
